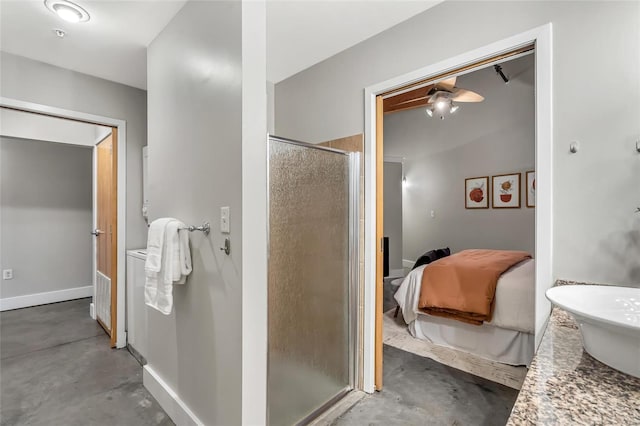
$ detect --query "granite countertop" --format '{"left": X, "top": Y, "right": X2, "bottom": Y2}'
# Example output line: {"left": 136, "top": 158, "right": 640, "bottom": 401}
{"left": 507, "top": 308, "right": 640, "bottom": 425}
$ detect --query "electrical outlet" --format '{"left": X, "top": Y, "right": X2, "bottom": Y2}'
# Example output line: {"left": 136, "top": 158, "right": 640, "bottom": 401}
{"left": 3, "top": 269, "right": 13, "bottom": 280}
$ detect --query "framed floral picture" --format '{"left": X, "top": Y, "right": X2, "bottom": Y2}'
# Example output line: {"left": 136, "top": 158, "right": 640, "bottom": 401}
{"left": 526, "top": 171, "right": 535, "bottom": 208}
{"left": 492, "top": 173, "right": 521, "bottom": 208}
{"left": 465, "top": 176, "right": 489, "bottom": 209}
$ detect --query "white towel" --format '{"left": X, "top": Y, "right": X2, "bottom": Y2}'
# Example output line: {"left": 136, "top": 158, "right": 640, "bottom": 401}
{"left": 145, "top": 218, "right": 192, "bottom": 315}
{"left": 145, "top": 218, "right": 171, "bottom": 274}
{"left": 163, "top": 220, "right": 182, "bottom": 285}
{"left": 177, "top": 227, "right": 192, "bottom": 284}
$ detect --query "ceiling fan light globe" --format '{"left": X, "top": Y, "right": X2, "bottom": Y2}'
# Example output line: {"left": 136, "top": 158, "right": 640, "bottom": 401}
{"left": 425, "top": 108, "right": 433, "bottom": 118}
{"left": 435, "top": 100, "right": 448, "bottom": 111}
{"left": 450, "top": 104, "right": 459, "bottom": 113}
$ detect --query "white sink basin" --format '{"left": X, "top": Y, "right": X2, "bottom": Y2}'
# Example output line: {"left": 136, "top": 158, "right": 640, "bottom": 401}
{"left": 546, "top": 285, "right": 640, "bottom": 378}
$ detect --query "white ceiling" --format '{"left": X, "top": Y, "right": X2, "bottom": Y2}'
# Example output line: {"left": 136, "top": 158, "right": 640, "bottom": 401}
{"left": 0, "top": 0, "right": 441, "bottom": 90}
{"left": 0, "top": 0, "right": 187, "bottom": 90}
{"left": 266, "top": 1, "right": 441, "bottom": 83}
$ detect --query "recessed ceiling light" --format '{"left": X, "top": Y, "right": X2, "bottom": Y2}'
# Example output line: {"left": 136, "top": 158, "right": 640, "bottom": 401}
{"left": 44, "top": 0, "right": 90, "bottom": 23}
{"left": 53, "top": 29, "right": 66, "bottom": 38}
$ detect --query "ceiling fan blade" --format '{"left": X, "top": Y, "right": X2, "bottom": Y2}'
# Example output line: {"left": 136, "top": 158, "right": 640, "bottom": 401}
{"left": 435, "top": 76, "right": 457, "bottom": 91}
{"left": 451, "top": 88, "right": 484, "bottom": 102}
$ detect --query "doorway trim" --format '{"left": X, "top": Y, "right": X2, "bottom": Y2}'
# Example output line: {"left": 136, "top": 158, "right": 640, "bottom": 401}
{"left": 1, "top": 96, "right": 128, "bottom": 349}
{"left": 362, "top": 24, "right": 553, "bottom": 393}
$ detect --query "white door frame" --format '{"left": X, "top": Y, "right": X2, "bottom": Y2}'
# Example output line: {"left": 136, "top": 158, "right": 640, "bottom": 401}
{"left": 362, "top": 24, "right": 553, "bottom": 393}
{"left": 1, "top": 96, "right": 128, "bottom": 349}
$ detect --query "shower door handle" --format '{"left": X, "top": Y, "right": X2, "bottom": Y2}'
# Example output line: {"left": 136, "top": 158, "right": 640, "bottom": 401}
{"left": 91, "top": 228, "right": 104, "bottom": 237}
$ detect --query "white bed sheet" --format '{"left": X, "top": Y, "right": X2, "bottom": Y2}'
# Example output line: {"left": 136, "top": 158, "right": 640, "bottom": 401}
{"left": 409, "top": 313, "right": 534, "bottom": 366}
{"left": 394, "top": 259, "right": 535, "bottom": 333}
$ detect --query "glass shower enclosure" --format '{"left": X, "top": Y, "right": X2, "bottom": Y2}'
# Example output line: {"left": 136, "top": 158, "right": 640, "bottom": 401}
{"left": 267, "top": 136, "right": 359, "bottom": 425}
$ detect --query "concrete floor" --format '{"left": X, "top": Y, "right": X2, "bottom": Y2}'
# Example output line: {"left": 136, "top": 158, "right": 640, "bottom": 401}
{"left": 369, "top": 273, "right": 519, "bottom": 425}
{"left": 0, "top": 298, "right": 172, "bottom": 426}
{"left": 332, "top": 345, "right": 519, "bottom": 426}
{"left": 0, "top": 296, "right": 518, "bottom": 426}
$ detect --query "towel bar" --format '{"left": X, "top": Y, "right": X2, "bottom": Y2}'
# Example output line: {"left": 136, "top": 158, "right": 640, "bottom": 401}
{"left": 146, "top": 221, "right": 211, "bottom": 236}
{"left": 180, "top": 222, "right": 210, "bottom": 235}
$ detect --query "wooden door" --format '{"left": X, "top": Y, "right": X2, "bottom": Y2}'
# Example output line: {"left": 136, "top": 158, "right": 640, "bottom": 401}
{"left": 375, "top": 95, "right": 384, "bottom": 390}
{"left": 95, "top": 129, "right": 118, "bottom": 347}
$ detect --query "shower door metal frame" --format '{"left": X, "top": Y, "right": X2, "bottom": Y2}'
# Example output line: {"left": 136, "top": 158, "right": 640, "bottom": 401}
{"left": 266, "top": 135, "right": 360, "bottom": 425}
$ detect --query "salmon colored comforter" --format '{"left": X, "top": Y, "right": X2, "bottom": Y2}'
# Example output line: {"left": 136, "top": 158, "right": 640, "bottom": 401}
{"left": 418, "top": 249, "right": 532, "bottom": 325}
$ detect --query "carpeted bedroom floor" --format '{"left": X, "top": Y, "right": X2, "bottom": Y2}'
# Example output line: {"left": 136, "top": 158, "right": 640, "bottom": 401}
{"left": 383, "top": 275, "right": 404, "bottom": 312}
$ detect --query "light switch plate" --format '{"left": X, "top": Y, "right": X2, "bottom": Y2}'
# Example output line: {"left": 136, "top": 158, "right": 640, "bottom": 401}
{"left": 220, "top": 206, "right": 230, "bottom": 234}
{"left": 3, "top": 269, "right": 13, "bottom": 280}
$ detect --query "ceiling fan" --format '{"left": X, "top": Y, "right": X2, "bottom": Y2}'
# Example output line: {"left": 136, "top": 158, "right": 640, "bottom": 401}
{"left": 424, "top": 76, "right": 484, "bottom": 119}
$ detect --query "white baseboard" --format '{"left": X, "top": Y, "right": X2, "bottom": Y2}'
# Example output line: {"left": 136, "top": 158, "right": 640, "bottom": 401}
{"left": 0, "top": 285, "right": 93, "bottom": 311}
{"left": 402, "top": 259, "right": 415, "bottom": 269}
{"left": 143, "top": 365, "right": 204, "bottom": 426}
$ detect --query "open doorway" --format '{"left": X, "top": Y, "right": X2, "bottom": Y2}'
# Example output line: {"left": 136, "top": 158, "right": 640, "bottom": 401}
{"left": 362, "top": 25, "right": 553, "bottom": 398}
{"left": 382, "top": 52, "right": 536, "bottom": 403}
{"left": 0, "top": 102, "right": 127, "bottom": 348}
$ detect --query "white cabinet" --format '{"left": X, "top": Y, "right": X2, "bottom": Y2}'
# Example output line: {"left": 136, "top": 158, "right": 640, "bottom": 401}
{"left": 126, "top": 249, "right": 148, "bottom": 360}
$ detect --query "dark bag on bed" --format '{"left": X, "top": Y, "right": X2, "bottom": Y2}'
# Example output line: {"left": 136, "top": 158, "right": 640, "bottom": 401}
{"left": 412, "top": 247, "right": 451, "bottom": 270}
{"left": 435, "top": 248, "right": 451, "bottom": 259}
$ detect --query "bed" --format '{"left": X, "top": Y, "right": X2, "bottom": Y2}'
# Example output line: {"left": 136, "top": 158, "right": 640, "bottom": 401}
{"left": 394, "top": 251, "right": 535, "bottom": 366}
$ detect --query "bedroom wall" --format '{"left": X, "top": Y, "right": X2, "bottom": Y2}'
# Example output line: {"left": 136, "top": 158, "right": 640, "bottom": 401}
{"left": 383, "top": 161, "right": 403, "bottom": 271}
{"left": 0, "top": 137, "right": 92, "bottom": 302}
{"left": 385, "top": 55, "right": 535, "bottom": 263}
{"left": 0, "top": 52, "right": 148, "bottom": 251}
{"left": 275, "top": 1, "right": 640, "bottom": 286}
{"left": 146, "top": 1, "right": 243, "bottom": 424}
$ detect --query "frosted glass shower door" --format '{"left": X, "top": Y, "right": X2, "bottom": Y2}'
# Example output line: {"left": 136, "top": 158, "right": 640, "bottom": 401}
{"left": 268, "top": 136, "right": 357, "bottom": 426}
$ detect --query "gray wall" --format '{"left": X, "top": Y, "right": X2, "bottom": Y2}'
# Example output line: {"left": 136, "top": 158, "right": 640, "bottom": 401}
{"left": 146, "top": 2, "right": 242, "bottom": 424}
{"left": 0, "top": 52, "right": 148, "bottom": 251}
{"left": 385, "top": 55, "right": 535, "bottom": 262}
{"left": 383, "top": 162, "right": 403, "bottom": 271}
{"left": 275, "top": 1, "right": 640, "bottom": 286}
{"left": 0, "top": 137, "right": 92, "bottom": 298}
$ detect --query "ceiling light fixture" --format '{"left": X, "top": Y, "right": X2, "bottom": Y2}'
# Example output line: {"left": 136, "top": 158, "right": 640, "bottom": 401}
{"left": 44, "top": 0, "right": 90, "bottom": 23}
{"left": 426, "top": 100, "right": 459, "bottom": 120}
{"left": 435, "top": 100, "right": 448, "bottom": 111}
